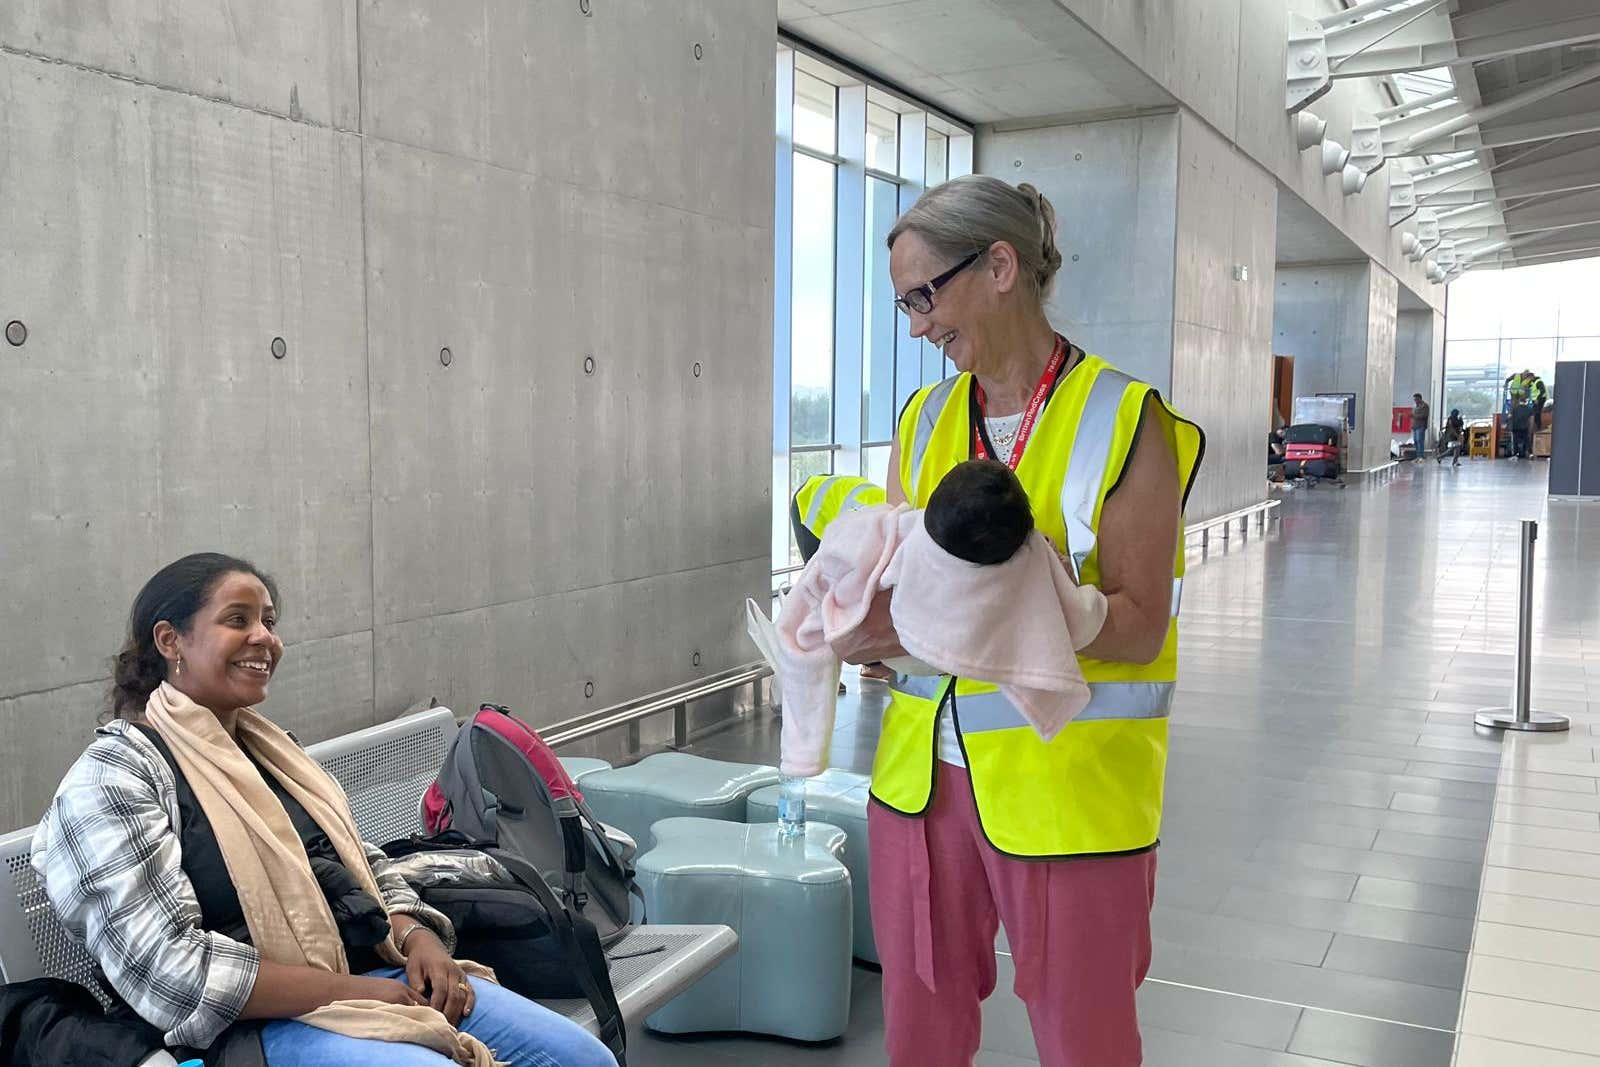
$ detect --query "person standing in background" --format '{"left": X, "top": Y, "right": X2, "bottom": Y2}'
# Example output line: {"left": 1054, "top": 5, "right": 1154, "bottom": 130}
{"left": 1410, "top": 393, "right": 1430, "bottom": 463}
{"left": 1509, "top": 394, "right": 1534, "bottom": 459}
{"left": 1437, "top": 409, "right": 1464, "bottom": 467}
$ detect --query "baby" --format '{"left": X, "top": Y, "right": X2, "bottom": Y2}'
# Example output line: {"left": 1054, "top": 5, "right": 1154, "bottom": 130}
{"left": 924, "top": 458, "right": 1037, "bottom": 564}
{"left": 765, "top": 459, "right": 1108, "bottom": 777}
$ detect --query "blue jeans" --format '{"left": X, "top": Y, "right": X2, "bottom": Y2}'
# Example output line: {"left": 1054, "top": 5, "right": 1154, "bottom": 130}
{"left": 1413, "top": 426, "right": 1427, "bottom": 460}
{"left": 260, "top": 968, "right": 617, "bottom": 1067}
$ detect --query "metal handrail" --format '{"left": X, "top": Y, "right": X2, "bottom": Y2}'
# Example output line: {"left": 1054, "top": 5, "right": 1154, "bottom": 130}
{"left": 543, "top": 661, "right": 772, "bottom": 749}
{"left": 1186, "top": 499, "right": 1280, "bottom": 536}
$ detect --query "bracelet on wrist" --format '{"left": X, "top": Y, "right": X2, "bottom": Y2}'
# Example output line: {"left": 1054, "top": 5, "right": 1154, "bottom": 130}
{"left": 395, "top": 922, "right": 427, "bottom": 956}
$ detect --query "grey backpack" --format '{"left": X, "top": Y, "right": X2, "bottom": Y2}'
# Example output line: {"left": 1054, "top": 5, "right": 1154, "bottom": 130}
{"left": 421, "top": 703, "right": 639, "bottom": 945}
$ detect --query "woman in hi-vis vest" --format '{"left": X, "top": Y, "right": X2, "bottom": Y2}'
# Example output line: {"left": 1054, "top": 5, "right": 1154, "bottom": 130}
{"left": 837, "top": 176, "right": 1204, "bottom": 1066}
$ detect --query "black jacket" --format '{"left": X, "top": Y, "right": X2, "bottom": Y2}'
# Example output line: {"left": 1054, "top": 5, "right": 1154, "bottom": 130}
{"left": 0, "top": 977, "right": 161, "bottom": 1067}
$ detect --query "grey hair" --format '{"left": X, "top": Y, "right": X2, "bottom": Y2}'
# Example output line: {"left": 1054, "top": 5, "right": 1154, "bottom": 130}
{"left": 887, "top": 175, "right": 1063, "bottom": 300}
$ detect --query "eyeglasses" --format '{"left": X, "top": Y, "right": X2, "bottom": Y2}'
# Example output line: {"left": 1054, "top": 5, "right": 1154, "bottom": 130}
{"left": 894, "top": 251, "right": 982, "bottom": 315}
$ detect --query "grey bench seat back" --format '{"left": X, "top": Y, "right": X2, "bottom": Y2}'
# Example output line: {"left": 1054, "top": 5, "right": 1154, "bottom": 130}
{"left": 0, "top": 707, "right": 458, "bottom": 988}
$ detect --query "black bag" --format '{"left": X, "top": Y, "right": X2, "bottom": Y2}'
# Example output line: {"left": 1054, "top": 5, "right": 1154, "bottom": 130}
{"left": 1285, "top": 422, "right": 1339, "bottom": 446}
{"left": 382, "top": 833, "right": 627, "bottom": 1064}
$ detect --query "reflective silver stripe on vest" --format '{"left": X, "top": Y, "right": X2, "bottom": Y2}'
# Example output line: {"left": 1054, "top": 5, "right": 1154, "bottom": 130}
{"left": 908, "top": 375, "right": 961, "bottom": 498}
{"left": 953, "top": 682, "right": 1173, "bottom": 734}
{"left": 1058, "top": 368, "right": 1135, "bottom": 582}
{"left": 1171, "top": 577, "right": 1184, "bottom": 618}
{"left": 805, "top": 477, "right": 879, "bottom": 531}
{"left": 889, "top": 673, "right": 949, "bottom": 702}
{"left": 802, "top": 475, "right": 845, "bottom": 528}
{"left": 839, "top": 482, "right": 876, "bottom": 514}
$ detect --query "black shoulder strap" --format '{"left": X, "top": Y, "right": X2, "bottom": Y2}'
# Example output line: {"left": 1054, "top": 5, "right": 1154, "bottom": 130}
{"left": 486, "top": 847, "right": 627, "bottom": 1065}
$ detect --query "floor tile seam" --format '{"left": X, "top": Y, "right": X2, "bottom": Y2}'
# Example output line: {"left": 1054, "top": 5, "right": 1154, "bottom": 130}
{"left": 1461, "top": 984, "right": 1600, "bottom": 1021}
{"left": 1478, "top": 868, "right": 1600, "bottom": 901}
{"left": 1453, "top": 1033, "right": 1600, "bottom": 1064}
{"left": 997, "top": 950, "right": 1459, "bottom": 1036}
{"left": 1476, "top": 888, "right": 1600, "bottom": 919}
{"left": 1170, "top": 739, "right": 1501, "bottom": 771}
{"left": 1249, "top": 844, "right": 1482, "bottom": 881}
{"left": 1140, "top": 974, "right": 1459, "bottom": 1036}
{"left": 1485, "top": 837, "right": 1600, "bottom": 865}
{"left": 1470, "top": 943, "right": 1600, "bottom": 975}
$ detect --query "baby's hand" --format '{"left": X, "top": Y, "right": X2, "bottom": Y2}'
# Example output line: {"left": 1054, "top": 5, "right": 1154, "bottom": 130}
{"left": 1052, "top": 543, "right": 1079, "bottom": 584}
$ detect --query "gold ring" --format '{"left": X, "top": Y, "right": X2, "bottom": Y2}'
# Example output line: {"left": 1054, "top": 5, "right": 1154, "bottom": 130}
{"left": 457, "top": 980, "right": 469, "bottom": 992}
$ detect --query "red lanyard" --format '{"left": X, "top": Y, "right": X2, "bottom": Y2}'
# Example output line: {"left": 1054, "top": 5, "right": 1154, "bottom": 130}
{"left": 972, "top": 335, "right": 1068, "bottom": 469}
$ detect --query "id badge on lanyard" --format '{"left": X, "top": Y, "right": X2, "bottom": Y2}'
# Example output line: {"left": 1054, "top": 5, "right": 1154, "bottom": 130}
{"left": 972, "top": 335, "right": 1068, "bottom": 469}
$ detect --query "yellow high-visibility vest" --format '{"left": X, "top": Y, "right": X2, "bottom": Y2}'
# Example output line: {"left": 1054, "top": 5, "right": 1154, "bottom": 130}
{"left": 875, "top": 354, "right": 1204, "bottom": 857}
{"left": 793, "top": 475, "right": 886, "bottom": 537}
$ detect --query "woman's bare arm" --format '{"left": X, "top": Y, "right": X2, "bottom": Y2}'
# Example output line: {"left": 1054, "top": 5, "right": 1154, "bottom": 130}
{"left": 1077, "top": 397, "right": 1182, "bottom": 665}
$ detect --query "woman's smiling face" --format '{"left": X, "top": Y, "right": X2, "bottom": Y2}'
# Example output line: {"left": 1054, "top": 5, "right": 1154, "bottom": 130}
{"left": 157, "top": 571, "right": 283, "bottom": 712}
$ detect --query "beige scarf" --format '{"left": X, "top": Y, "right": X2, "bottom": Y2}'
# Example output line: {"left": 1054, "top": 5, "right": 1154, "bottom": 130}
{"left": 143, "top": 683, "right": 503, "bottom": 1066}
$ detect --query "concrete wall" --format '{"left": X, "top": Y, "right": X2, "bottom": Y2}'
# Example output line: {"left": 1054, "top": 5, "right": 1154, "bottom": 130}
{"left": 1395, "top": 309, "right": 1446, "bottom": 413}
{"left": 0, "top": 1, "right": 776, "bottom": 832}
{"left": 977, "top": 114, "right": 1180, "bottom": 392}
{"left": 1054, "top": 0, "right": 1443, "bottom": 311}
{"left": 980, "top": 108, "right": 1276, "bottom": 521}
{"left": 1172, "top": 111, "right": 1278, "bottom": 520}
{"left": 1361, "top": 267, "right": 1399, "bottom": 470}
{"left": 1273, "top": 262, "right": 1398, "bottom": 469}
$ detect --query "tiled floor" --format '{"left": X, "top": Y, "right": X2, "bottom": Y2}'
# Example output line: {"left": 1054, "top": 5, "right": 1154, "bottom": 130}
{"left": 632, "top": 458, "right": 1595, "bottom": 1066}
{"left": 1456, "top": 683, "right": 1600, "bottom": 1056}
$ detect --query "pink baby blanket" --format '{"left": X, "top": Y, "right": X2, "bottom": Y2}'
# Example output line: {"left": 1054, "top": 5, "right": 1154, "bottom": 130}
{"left": 774, "top": 504, "right": 1108, "bottom": 776}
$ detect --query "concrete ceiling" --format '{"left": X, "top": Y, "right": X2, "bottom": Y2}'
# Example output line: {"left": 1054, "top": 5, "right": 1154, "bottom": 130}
{"left": 1441, "top": 0, "right": 1600, "bottom": 270}
{"left": 777, "top": 0, "right": 1173, "bottom": 125}
{"left": 1276, "top": 187, "right": 1367, "bottom": 266}
{"left": 1277, "top": 186, "right": 1432, "bottom": 308}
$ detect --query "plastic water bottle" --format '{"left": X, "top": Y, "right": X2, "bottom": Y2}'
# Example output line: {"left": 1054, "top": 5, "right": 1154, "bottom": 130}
{"left": 777, "top": 774, "right": 807, "bottom": 839}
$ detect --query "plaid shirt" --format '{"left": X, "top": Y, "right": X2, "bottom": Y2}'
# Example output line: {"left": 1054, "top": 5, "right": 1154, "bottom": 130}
{"left": 30, "top": 720, "right": 453, "bottom": 1049}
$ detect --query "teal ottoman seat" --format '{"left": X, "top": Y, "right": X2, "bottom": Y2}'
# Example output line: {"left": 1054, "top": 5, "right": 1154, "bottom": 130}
{"left": 578, "top": 752, "right": 778, "bottom": 849}
{"left": 635, "top": 817, "right": 853, "bottom": 1041}
{"left": 747, "top": 768, "right": 875, "bottom": 963}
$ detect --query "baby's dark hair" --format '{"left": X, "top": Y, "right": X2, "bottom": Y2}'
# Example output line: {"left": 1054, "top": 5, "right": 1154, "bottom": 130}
{"left": 924, "top": 459, "right": 1034, "bottom": 565}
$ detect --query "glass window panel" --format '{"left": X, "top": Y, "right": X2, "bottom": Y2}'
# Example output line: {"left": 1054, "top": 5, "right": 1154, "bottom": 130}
{"left": 1506, "top": 337, "right": 1556, "bottom": 388}
{"left": 867, "top": 103, "right": 898, "bottom": 173}
{"left": 864, "top": 445, "right": 891, "bottom": 489}
{"left": 864, "top": 176, "right": 900, "bottom": 444}
{"left": 1444, "top": 272, "right": 1501, "bottom": 340}
{"left": 1496, "top": 269, "right": 1561, "bottom": 338}
{"left": 774, "top": 45, "right": 978, "bottom": 578}
{"left": 1550, "top": 260, "right": 1600, "bottom": 335}
{"left": 772, "top": 452, "right": 789, "bottom": 573}
{"left": 1559, "top": 336, "right": 1600, "bottom": 362}
{"left": 791, "top": 152, "right": 836, "bottom": 447}
{"left": 794, "top": 71, "right": 837, "bottom": 154}
{"left": 948, "top": 132, "right": 973, "bottom": 179}
{"left": 1443, "top": 339, "right": 1501, "bottom": 420}
{"left": 788, "top": 449, "right": 834, "bottom": 566}
{"left": 926, "top": 129, "right": 949, "bottom": 187}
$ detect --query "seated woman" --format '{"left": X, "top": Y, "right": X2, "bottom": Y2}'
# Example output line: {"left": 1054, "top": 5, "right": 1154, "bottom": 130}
{"left": 30, "top": 553, "right": 616, "bottom": 1067}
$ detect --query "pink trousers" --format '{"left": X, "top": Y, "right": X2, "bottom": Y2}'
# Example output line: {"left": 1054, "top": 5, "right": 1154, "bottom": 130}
{"left": 868, "top": 762, "right": 1156, "bottom": 1067}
